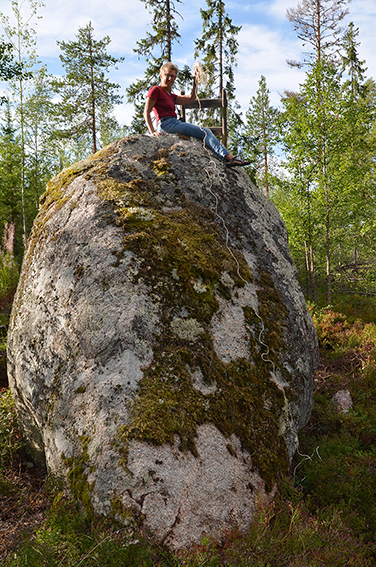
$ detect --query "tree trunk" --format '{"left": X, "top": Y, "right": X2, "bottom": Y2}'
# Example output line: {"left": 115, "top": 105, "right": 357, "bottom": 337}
{"left": 88, "top": 32, "right": 97, "bottom": 154}
{"left": 219, "top": 0, "right": 223, "bottom": 95}
{"left": 166, "top": 0, "right": 172, "bottom": 61}
{"left": 262, "top": 106, "right": 269, "bottom": 197}
{"left": 304, "top": 240, "right": 311, "bottom": 297}
{"left": 309, "top": 243, "right": 317, "bottom": 302}
{"left": 15, "top": 13, "right": 27, "bottom": 245}
{"left": 18, "top": 65, "right": 27, "bottom": 247}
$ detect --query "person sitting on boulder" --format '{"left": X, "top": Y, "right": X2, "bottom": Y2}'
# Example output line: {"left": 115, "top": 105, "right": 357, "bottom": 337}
{"left": 144, "top": 62, "right": 251, "bottom": 168}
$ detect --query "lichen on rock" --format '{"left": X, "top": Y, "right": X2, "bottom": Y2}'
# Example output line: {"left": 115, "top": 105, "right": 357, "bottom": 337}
{"left": 7, "top": 134, "right": 319, "bottom": 550}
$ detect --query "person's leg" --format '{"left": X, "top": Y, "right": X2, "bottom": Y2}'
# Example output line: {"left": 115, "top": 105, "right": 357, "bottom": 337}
{"left": 159, "top": 118, "right": 229, "bottom": 160}
{"left": 200, "top": 128, "right": 230, "bottom": 160}
{"left": 158, "top": 118, "right": 250, "bottom": 166}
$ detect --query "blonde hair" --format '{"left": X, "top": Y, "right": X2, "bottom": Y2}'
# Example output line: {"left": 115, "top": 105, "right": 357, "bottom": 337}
{"left": 160, "top": 62, "right": 178, "bottom": 75}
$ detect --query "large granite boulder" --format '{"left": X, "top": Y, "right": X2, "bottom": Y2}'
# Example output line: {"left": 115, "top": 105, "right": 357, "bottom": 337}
{"left": 7, "top": 134, "right": 318, "bottom": 549}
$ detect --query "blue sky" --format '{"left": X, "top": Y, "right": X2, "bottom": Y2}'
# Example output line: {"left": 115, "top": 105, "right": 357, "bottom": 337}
{"left": 1, "top": 0, "right": 375, "bottom": 127}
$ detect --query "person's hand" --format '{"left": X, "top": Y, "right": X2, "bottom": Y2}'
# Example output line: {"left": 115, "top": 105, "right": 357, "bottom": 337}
{"left": 151, "top": 131, "right": 162, "bottom": 137}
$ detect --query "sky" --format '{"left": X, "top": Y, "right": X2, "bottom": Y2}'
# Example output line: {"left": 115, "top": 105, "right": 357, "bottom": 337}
{"left": 1, "top": 0, "right": 376, "bottom": 128}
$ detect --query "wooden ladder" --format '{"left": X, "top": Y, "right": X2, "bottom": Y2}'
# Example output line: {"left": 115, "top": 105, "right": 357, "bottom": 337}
{"left": 180, "top": 89, "right": 228, "bottom": 148}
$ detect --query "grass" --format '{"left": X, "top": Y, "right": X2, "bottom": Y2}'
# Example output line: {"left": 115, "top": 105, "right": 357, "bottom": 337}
{"left": 2, "top": 293, "right": 376, "bottom": 565}
{"left": 4, "top": 496, "right": 176, "bottom": 567}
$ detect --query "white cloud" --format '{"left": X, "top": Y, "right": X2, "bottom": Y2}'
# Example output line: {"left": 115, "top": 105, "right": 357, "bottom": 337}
{"left": 235, "top": 24, "right": 304, "bottom": 111}
{"left": 1, "top": 0, "right": 375, "bottom": 127}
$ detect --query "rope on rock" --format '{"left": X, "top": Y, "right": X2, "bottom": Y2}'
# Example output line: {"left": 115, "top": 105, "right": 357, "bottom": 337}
{"left": 192, "top": 112, "right": 295, "bottom": 442}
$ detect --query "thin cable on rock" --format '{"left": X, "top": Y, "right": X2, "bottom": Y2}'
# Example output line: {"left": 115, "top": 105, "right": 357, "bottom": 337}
{"left": 190, "top": 74, "right": 295, "bottom": 440}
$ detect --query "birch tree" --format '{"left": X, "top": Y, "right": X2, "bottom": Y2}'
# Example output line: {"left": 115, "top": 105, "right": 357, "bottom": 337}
{"left": 0, "top": 0, "right": 43, "bottom": 245}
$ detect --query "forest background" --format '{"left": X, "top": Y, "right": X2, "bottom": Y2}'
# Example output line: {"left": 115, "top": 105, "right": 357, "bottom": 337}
{"left": 1, "top": 1, "right": 376, "bottom": 564}
{"left": 0, "top": 0, "right": 376, "bottom": 306}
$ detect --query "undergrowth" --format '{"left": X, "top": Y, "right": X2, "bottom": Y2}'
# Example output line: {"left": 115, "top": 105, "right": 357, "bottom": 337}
{"left": 294, "top": 300, "right": 376, "bottom": 552}
{"left": 2, "top": 294, "right": 376, "bottom": 564}
{"left": 3, "top": 495, "right": 177, "bottom": 567}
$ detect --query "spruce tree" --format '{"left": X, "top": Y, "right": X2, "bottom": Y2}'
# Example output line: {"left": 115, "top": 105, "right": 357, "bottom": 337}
{"left": 194, "top": 0, "right": 240, "bottom": 98}
{"left": 340, "top": 22, "right": 367, "bottom": 99}
{"left": 52, "top": 22, "right": 124, "bottom": 156}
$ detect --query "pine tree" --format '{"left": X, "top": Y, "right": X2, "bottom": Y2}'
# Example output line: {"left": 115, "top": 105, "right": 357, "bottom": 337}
{"left": 52, "top": 22, "right": 124, "bottom": 156}
{"left": 286, "top": 0, "right": 350, "bottom": 66}
{"left": 244, "top": 76, "right": 280, "bottom": 198}
{"left": 126, "top": 0, "right": 183, "bottom": 133}
{"left": 194, "top": 0, "right": 241, "bottom": 146}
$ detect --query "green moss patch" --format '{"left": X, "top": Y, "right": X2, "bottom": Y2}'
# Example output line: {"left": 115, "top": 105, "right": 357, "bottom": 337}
{"left": 117, "top": 341, "right": 288, "bottom": 491}
{"left": 63, "top": 435, "right": 95, "bottom": 519}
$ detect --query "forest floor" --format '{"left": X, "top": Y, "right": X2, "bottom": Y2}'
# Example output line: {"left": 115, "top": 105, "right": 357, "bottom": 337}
{"left": 1, "top": 293, "right": 376, "bottom": 565}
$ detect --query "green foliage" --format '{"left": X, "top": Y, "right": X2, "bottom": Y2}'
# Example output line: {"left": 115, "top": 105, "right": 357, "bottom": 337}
{"left": 0, "top": 0, "right": 45, "bottom": 248}
{"left": 178, "top": 494, "right": 373, "bottom": 566}
{"left": 3, "top": 494, "right": 177, "bottom": 566}
{"left": 0, "top": 41, "right": 30, "bottom": 103}
{"left": 296, "top": 302, "right": 376, "bottom": 546}
{"left": 331, "top": 294, "right": 376, "bottom": 324}
{"left": 0, "top": 389, "right": 22, "bottom": 470}
{"left": 52, "top": 22, "right": 124, "bottom": 156}
{"left": 23, "top": 66, "right": 56, "bottom": 212}
{"left": 273, "top": 53, "right": 376, "bottom": 304}
{"left": 340, "top": 22, "right": 367, "bottom": 98}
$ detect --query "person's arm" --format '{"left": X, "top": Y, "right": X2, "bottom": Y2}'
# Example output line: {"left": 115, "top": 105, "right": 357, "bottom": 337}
{"left": 175, "top": 77, "right": 197, "bottom": 106}
{"left": 144, "top": 96, "right": 161, "bottom": 136}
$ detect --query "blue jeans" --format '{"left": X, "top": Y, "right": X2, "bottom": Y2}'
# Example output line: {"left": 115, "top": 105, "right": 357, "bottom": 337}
{"left": 157, "top": 117, "right": 229, "bottom": 161}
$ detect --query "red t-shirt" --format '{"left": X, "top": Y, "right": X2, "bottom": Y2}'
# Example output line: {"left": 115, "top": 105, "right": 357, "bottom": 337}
{"left": 147, "top": 86, "right": 178, "bottom": 121}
